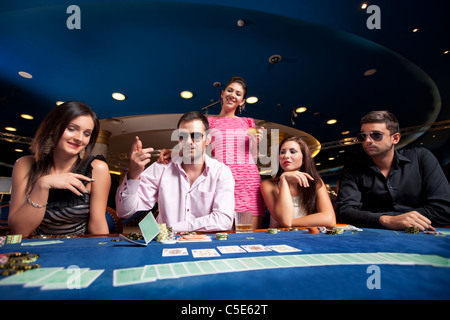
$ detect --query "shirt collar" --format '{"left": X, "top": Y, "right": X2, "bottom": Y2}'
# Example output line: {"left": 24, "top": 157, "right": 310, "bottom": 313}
{"left": 393, "top": 149, "right": 412, "bottom": 168}
{"left": 173, "top": 153, "right": 212, "bottom": 175}
{"left": 364, "top": 148, "right": 411, "bottom": 172}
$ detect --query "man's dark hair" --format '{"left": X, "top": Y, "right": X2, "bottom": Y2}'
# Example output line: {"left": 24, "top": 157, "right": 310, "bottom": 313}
{"left": 361, "top": 110, "right": 400, "bottom": 134}
{"left": 177, "top": 111, "right": 209, "bottom": 132}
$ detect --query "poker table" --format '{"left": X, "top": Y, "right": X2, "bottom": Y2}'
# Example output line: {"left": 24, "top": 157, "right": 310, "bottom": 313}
{"left": 1, "top": 227, "right": 450, "bottom": 301}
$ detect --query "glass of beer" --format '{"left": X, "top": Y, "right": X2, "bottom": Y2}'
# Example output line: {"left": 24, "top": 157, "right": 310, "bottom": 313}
{"left": 235, "top": 212, "right": 253, "bottom": 233}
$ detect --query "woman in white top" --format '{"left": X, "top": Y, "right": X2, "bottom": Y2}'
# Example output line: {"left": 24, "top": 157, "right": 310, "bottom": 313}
{"left": 260, "top": 136, "right": 336, "bottom": 228}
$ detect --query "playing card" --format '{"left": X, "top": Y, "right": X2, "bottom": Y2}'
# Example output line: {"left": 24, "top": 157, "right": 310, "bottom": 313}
{"left": 217, "top": 245, "right": 246, "bottom": 254}
{"left": 192, "top": 249, "right": 220, "bottom": 258}
{"left": 266, "top": 244, "right": 301, "bottom": 253}
{"left": 241, "top": 244, "right": 272, "bottom": 252}
{"left": 162, "top": 248, "right": 188, "bottom": 257}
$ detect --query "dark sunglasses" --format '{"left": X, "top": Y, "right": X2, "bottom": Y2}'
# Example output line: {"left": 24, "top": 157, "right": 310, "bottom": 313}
{"left": 178, "top": 131, "right": 204, "bottom": 142}
{"left": 356, "top": 131, "right": 385, "bottom": 142}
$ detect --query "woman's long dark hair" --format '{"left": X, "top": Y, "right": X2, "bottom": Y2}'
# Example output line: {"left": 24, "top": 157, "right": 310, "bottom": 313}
{"left": 27, "top": 101, "right": 100, "bottom": 192}
{"left": 272, "top": 136, "right": 323, "bottom": 214}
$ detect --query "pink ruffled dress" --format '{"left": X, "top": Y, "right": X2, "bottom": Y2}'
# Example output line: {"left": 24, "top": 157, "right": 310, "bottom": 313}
{"left": 207, "top": 116, "right": 265, "bottom": 217}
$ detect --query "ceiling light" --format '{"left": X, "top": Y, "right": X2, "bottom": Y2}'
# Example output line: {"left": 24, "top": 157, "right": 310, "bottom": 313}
{"left": 20, "top": 114, "right": 34, "bottom": 120}
{"left": 5, "top": 127, "right": 17, "bottom": 132}
{"left": 112, "top": 92, "right": 127, "bottom": 101}
{"left": 412, "top": 28, "right": 419, "bottom": 32}
{"left": 18, "top": 71, "right": 32, "bottom": 79}
{"left": 56, "top": 101, "right": 64, "bottom": 106}
{"left": 364, "top": 69, "right": 377, "bottom": 76}
{"left": 246, "top": 97, "right": 258, "bottom": 104}
{"left": 444, "top": 50, "right": 449, "bottom": 55}
{"left": 327, "top": 119, "right": 337, "bottom": 125}
{"left": 295, "top": 107, "right": 307, "bottom": 113}
{"left": 14, "top": 149, "right": 24, "bottom": 153}
{"left": 341, "top": 130, "right": 350, "bottom": 135}
{"left": 180, "top": 91, "right": 194, "bottom": 99}
{"left": 328, "top": 157, "right": 335, "bottom": 161}
{"left": 361, "top": 3, "right": 368, "bottom": 10}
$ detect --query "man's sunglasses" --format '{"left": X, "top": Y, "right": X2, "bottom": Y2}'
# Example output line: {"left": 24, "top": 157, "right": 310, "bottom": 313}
{"left": 178, "top": 131, "right": 204, "bottom": 142}
{"left": 356, "top": 131, "right": 386, "bottom": 142}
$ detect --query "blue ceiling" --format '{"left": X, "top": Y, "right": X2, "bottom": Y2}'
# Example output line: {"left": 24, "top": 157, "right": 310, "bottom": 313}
{"left": 1, "top": 0, "right": 449, "bottom": 176}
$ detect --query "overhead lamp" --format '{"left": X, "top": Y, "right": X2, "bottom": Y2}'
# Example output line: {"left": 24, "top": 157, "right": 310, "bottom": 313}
{"left": 112, "top": 92, "right": 127, "bottom": 101}
{"left": 361, "top": 3, "right": 368, "bottom": 10}
{"left": 56, "top": 101, "right": 64, "bottom": 106}
{"left": 21, "top": 114, "right": 34, "bottom": 120}
{"left": 364, "top": 69, "right": 377, "bottom": 76}
{"left": 327, "top": 119, "right": 337, "bottom": 125}
{"left": 246, "top": 97, "right": 258, "bottom": 104}
{"left": 180, "top": 91, "right": 194, "bottom": 99}
{"left": 412, "top": 28, "right": 419, "bottom": 32}
{"left": 295, "top": 107, "right": 307, "bottom": 113}
{"left": 341, "top": 130, "right": 350, "bottom": 135}
{"left": 444, "top": 50, "right": 449, "bottom": 55}
{"left": 15, "top": 149, "right": 24, "bottom": 153}
{"left": 18, "top": 71, "right": 32, "bottom": 79}
{"left": 5, "top": 127, "right": 17, "bottom": 132}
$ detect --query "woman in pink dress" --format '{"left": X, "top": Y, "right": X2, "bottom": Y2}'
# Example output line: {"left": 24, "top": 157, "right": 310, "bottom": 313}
{"left": 159, "top": 77, "right": 265, "bottom": 228}
{"left": 207, "top": 77, "right": 265, "bottom": 229}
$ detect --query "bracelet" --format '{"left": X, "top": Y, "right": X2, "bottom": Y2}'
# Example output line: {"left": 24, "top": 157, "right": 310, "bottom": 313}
{"left": 26, "top": 194, "right": 47, "bottom": 208}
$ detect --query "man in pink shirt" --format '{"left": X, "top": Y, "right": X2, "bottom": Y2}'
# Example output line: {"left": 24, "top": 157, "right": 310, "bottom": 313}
{"left": 115, "top": 111, "right": 235, "bottom": 232}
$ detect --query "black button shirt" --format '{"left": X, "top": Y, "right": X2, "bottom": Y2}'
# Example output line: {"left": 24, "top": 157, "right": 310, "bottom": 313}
{"left": 337, "top": 147, "right": 450, "bottom": 228}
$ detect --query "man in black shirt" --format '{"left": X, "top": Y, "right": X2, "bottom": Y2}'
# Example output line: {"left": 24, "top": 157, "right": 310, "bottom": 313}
{"left": 337, "top": 111, "right": 450, "bottom": 230}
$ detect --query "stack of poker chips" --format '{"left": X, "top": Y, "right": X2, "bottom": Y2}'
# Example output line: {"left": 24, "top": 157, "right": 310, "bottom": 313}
{"left": 405, "top": 226, "right": 420, "bottom": 234}
{"left": 6, "top": 235, "right": 22, "bottom": 244}
{"left": 215, "top": 233, "right": 229, "bottom": 240}
{"left": 167, "top": 226, "right": 176, "bottom": 241}
{"left": 326, "top": 228, "right": 344, "bottom": 235}
{"left": 267, "top": 228, "right": 278, "bottom": 234}
{"left": 0, "top": 252, "right": 41, "bottom": 276}
{"left": 126, "top": 232, "right": 144, "bottom": 241}
{"left": 156, "top": 224, "right": 169, "bottom": 242}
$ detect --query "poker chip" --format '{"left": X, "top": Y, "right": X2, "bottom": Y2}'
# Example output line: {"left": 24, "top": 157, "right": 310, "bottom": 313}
{"left": 405, "top": 226, "right": 420, "bottom": 234}
{"left": 215, "top": 233, "right": 229, "bottom": 240}
{"left": 326, "top": 228, "right": 344, "bottom": 235}
{"left": 126, "top": 233, "right": 144, "bottom": 241}
{"left": 0, "top": 254, "right": 7, "bottom": 265}
{"left": 267, "top": 228, "right": 278, "bottom": 234}
{"left": 307, "top": 227, "right": 319, "bottom": 234}
{"left": 7, "top": 253, "right": 39, "bottom": 264}
{"left": 317, "top": 227, "right": 327, "bottom": 233}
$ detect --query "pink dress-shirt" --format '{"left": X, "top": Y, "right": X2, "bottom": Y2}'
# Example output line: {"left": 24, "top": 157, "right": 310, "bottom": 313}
{"left": 115, "top": 154, "right": 235, "bottom": 232}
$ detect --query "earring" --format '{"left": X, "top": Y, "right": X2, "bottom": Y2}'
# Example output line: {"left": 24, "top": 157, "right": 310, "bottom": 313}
{"left": 236, "top": 104, "right": 245, "bottom": 115}
{"left": 44, "top": 137, "right": 54, "bottom": 155}
{"left": 79, "top": 148, "right": 85, "bottom": 159}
